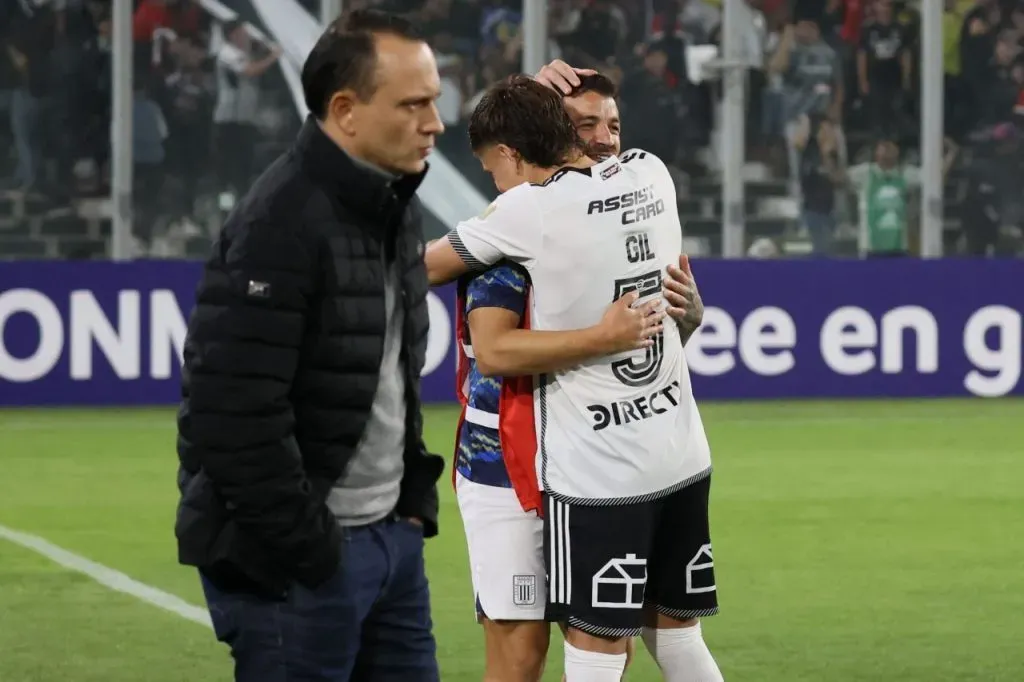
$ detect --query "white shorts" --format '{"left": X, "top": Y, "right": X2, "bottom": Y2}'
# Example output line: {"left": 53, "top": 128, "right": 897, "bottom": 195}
{"left": 456, "top": 472, "right": 546, "bottom": 621}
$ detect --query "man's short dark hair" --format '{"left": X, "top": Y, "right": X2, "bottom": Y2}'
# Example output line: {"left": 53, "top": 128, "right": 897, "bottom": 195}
{"left": 301, "top": 9, "right": 422, "bottom": 119}
{"left": 568, "top": 73, "right": 617, "bottom": 99}
{"left": 468, "top": 75, "right": 582, "bottom": 168}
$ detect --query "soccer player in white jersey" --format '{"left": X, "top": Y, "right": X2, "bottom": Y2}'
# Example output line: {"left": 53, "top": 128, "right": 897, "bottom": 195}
{"left": 449, "top": 69, "right": 678, "bottom": 682}
{"left": 426, "top": 76, "right": 722, "bottom": 682}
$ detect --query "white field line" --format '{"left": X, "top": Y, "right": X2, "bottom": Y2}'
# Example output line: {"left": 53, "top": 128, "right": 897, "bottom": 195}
{"left": 0, "top": 524, "right": 211, "bottom": 629}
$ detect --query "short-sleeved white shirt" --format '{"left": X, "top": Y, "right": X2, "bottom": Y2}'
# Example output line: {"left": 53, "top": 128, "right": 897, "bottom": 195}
{"left": 449, "top": 152, "right": 712, "bottom": 505}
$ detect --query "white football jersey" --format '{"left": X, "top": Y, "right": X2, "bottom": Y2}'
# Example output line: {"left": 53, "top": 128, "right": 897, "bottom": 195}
{"left": 449, "top": 151, "right": 711, "bottom": 505}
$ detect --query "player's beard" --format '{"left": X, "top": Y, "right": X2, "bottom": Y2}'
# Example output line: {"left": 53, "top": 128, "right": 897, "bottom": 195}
{"left": 585, "top": 141, "right": 616, "bottom": 160}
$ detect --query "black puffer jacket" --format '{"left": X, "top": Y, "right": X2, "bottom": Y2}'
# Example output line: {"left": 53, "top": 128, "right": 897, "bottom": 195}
{"left": 175, "top": 117, "right": 445, "bottom": 598}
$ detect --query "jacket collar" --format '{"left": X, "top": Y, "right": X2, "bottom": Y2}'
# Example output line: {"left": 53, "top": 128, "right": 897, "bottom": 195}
{"left": 294, "top": 116, "right": 428, "bottom": 222}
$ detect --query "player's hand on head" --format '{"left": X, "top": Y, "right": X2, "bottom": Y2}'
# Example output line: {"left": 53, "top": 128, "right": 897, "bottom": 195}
{"left": 533, "top": 59, "right": 597, "bottom": 95}
{"left": 597, "top": 291, "right": 665, "bottom": 353}
{"left": 664, "top": 254, "right": 704, "bottom": 331}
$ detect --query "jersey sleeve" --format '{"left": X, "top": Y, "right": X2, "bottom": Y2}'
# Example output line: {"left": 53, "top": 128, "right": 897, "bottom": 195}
{"left": 447, "top": 188, "right": 542, "bottom": 270}
{"left": 465, "top": 264, "right": 529, "bottom": 318}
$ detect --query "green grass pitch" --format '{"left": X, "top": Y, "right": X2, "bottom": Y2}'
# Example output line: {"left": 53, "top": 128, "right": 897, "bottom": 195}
{"left": 1, "top": 399, "right": 1023, "bottom": 681}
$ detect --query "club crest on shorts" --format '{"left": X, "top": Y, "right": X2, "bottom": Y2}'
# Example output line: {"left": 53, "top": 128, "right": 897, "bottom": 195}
{"left": 512, "top": 575, "right": 537, "bottom": 606}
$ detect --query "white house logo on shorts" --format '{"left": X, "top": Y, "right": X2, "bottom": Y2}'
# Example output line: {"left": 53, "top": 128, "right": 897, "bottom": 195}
{"left": 513, "top": 575, "right": 537, "bottom": 606}
{"left": 591, "top": 554, "right": 647, "bottom": 609}
{"left": 685, "top": 544, "right": 716, "bottom": 594}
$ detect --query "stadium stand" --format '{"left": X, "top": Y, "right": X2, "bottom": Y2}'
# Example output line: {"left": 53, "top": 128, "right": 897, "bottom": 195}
{"left": 1, "top": 0, "right": 1022, "bottom": 259}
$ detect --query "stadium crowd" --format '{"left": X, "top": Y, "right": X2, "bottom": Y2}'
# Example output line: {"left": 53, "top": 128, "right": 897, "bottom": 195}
{"left": 1, "top": 0, "right": 1022, "bottom": 257}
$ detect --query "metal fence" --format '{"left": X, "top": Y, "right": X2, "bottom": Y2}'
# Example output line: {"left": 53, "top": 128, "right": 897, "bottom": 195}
{"left": 1, "top": 0, "right": 1021, "bottom": 261}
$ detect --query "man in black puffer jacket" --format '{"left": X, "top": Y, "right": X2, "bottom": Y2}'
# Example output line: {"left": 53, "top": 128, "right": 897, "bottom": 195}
{"left": 175, "top": 10, "right": 445, "bottom": 682}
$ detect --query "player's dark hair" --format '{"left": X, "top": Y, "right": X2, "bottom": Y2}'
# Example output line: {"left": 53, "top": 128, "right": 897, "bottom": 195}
{"left": 468, "top": 75, "right": 583, "bottom": 168}
{"left": 301, "top": 9, "right": 423, "bottom": 118}
{"left": 569, "top": 73, "right": 617, "bottom": 99}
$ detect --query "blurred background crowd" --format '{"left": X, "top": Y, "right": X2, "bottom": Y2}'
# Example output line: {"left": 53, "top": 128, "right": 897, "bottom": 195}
{"left": 1, "top": 0, "right": 1023, "bottom": 259}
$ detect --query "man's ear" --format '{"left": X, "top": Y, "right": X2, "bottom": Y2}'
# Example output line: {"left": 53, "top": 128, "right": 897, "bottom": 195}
{"left": 328, "top": 90, "right": 359, "bottom": 135}
{"left": 497, "top": 144, "right": 522, "bottom": 171}
{"left": 497, "top": 144, "right": 517, "bottom": 163}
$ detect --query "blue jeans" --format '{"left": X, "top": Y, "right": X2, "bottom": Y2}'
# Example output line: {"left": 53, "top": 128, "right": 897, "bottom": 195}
{"left": 803, "top": 209, "right": 836, "bottom": 256}
{"left": 200, "top": 516, "right": 438, "bottom": 682}
{"left": 10, "top": 88, "right": 42, "bottom": 189}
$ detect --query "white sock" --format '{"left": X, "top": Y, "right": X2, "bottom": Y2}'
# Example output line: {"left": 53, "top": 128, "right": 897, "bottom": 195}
{"left": 563, "top": 640, "right": 628, "bottom": 682}
{"left": 641, "top": 622, "right": 723, "bottom": 682}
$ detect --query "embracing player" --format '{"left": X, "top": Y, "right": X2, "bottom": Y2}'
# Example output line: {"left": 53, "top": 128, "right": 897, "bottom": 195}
{"left": 427, "top": 76, "right": 722, "bottom": 681}
{"left": 446, "top": 67, "right": 691, "bottom": 682}
{"left": 534, "top": 62, "right": 704, "bottom": 343}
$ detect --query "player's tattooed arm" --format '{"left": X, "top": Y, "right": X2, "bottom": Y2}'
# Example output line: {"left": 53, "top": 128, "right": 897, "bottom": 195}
{"left": 663, "top": 254, "right": 703, "bottom": 347}
{"left": 469, "top": 292, "right": 664, "bottom": 377}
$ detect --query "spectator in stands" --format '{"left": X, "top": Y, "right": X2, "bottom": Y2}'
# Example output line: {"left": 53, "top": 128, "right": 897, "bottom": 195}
{"left": 961, "top": 150, "right": 1002, "bottom": 257}
{"left": 857, "top": 0, "right": 912, "bottom": 138}
{"left": 649, "top": 0, "right": 690, "bottom": 82}
{"left": 944, "top": 0, "right": 971, "bottom": 138}
{"left": 707, "top": 0, "right": 769, "bottom": 157}
{"left": 982, "top": 30, "right": 1022, "bottom": 125}
{"left": 564, "top": 0, "right": 628, "bottom": 66}
{"left": 132, "top": 64, "right": 169, "bottom": 249}
{"left": 961, "top": 123, "right": 1020, "bottom": 255}
{"left": 3, "top": 0, "right": 57, "bottom": 196}
{"left": 0, "top": 5, "right": 16, "bottom": 178}
{"left": 164, "top": 35, "right": 215, "bottom": 228}
{"left": 769, "top": 14, "right": 843, "bottom": 195}
{"left": 46, "top": 1, "right": 84, "bottom": 203}
{"left": 212, "top": 19, "right": 281, "bottom": 208}
{"left": 133, "top": 0, "right": 204, "bottom": 44}
{"left": 847, "top": 136, "right": 917, "bottom": 257}
{"left": 846, "top": 136, "right": 957, "bottom": 257}
{"left": 648, "top": 0, "right": 718, "bottom": 151}
{"left": 960, "top": 0, "right": 1002, "bottom": 131}
{"left": 74, "top": 1, "right": 114, "bottom": 195}
{"left": 792, "top": 113, "right": 843, "bottom": 255}
{"left": 771, "top": 15, "right": 843, "bottom": 126}
{"left": 620, "top": 44, "right": 682, "bottom": 162}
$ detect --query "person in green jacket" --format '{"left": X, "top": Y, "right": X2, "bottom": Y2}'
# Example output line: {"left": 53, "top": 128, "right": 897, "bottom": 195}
{"left": 846, "top": 136, "right": 957, "bottom": 257}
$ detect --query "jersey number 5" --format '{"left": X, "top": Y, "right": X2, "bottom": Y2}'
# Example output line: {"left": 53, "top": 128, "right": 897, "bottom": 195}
{"left": 611, "top": 270, "right": 665, "bottom": 387}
